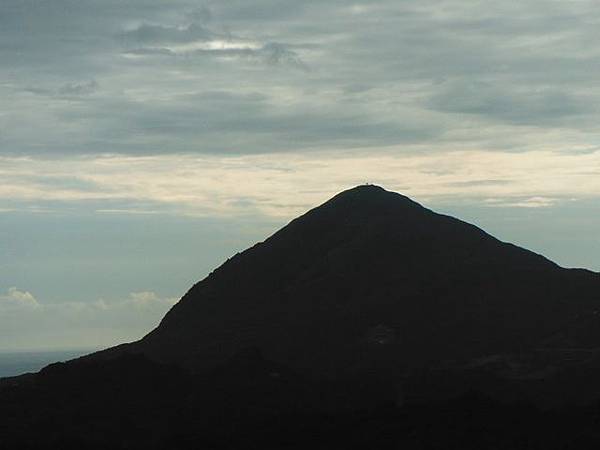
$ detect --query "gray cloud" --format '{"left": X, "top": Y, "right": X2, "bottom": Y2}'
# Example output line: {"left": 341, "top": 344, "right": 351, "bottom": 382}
{"left": 10, "top": 88, "right": 437, "bottom": 155}
{"left": 428, "top": 80, "right": 594, "bottom": 126}
{"left": 118, "top": 18, "right": 309, "bottom": 71}
{"left": 57, "top": 80, "right": 99, "bottom": 97}
{"left": 2, "top": 0, "right": 600, "bottom": 157}
{"left": 25, "top": 80, "right": 99, "bottom": 98}
{"left": 259, "top": 42, "right": 308, "bottom": 70}
{"left": 123, "top": 42, "right": 308, "bottom": 71}
{"left": 120, "top": 23, "right": 215, "bottom": 45}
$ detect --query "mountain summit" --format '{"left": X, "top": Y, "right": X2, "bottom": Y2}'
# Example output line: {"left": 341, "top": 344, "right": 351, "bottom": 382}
{"left": 93, "top": 185, "right": 600, "bottom": 378}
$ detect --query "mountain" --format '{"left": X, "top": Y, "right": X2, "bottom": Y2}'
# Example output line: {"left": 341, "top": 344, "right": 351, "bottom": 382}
{"left": 3, "top": 185, "right": 600, "bottom": 449}
{"left": 90, "top": 185, "right": 600, "bottom": 381}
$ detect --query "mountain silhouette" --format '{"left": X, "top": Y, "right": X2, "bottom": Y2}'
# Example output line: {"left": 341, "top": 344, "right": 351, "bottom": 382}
{"left": 89, "top": 185, "right": 600, "bottom": 380}
{"left": 4, "top": 185, "right": 600, "bottom": 449}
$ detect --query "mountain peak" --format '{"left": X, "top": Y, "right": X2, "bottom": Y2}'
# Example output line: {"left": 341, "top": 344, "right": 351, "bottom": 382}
{"left": 329, "top": 184, "right": 408, "bottom": 202}
{"left": 294, "top": 184, "right": 427, "bottom": 231}
{"left": 341, "top": 183, "right": 386, "bottom": 194}
{"left": 305, "top": 184, "right": 420, "bottom": 216}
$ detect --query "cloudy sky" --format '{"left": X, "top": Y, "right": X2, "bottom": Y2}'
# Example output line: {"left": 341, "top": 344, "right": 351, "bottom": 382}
{"left": 2, "top": 0, "right": 600, "bottom": 351}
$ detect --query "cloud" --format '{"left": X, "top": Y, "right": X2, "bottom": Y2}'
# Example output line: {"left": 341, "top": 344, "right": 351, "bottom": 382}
{"left": 123, "top": 41, "right": 308, "bottom": 71}
{"left": 122, "top": 47, "right": 175, "bottom": 56}
{"left": 0, "top": 287, "right": 175, "bottom": 314}
{"left": 483, "top": 196, "right": 558, "bottom": 208}
{"left": 259, "top": 42, "right": 308, "bottom": 70}
{"left": 118, "top": 19, "right": 308, "bottom": 70}
{"left": 24, "top": 80, "right": 99, "bottom": 98}
{"left": 0, "top": 288, "right": 178, "bottom": 350}
{"left": 4, "top": 0, "right": 600, "bottom": 157}
{"left": 57, "top": 80, "right": 99, "bottom": 97}
{"left": 0, "top": 287, "right": 41, "bottom": 310}
{"left": 1, "top": 149, "right": 599, "bottom": 219}
{"left": 127, "top": 291, "right": 178, "bottom": 308}
{"left": 120, "top": 23, "right": 215, "bottom": 45}
{"left": 187, "top": 6, "right": 212, "bottom": 24}
{"left": 428, "top": 80, "right": 593, "bottom": 126}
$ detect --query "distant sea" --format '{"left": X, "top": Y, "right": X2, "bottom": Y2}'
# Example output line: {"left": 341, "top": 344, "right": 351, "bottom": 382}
{"left": 0, "top": 349, "right": 96, "bottom": 378}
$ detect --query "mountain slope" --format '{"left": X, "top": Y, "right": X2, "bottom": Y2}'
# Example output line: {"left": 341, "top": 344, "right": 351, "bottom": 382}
{"left": 92, "top": 185, "right": 600, "bottom": 378}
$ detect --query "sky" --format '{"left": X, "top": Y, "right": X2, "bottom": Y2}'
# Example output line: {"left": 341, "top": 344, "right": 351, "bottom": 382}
{"left": 1, "top": 0, "right": 599, "bottom": 351}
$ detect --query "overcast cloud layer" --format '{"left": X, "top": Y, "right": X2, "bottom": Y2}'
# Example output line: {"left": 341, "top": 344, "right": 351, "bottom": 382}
{"left": 3, "top": 0, "right": 600, "bottom": 157}
{"left": 2, "top": 0, "right": 600, "bottom": 350}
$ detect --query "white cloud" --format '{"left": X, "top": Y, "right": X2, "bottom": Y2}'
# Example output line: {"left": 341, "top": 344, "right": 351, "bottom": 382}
{"left": 127, "top": 291, "right": 178, "bottom": 308}
{"left": 1, "top": 150, "right": 599, "bottom": 220}
{"left": 0, "top": 288, "right": 178, "bottom": 350}
{"left": 484, "top": 196, "right": 558, "bottom": 208}
{"left": 0, "top": 287, "right": 41, "bottom": 310}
